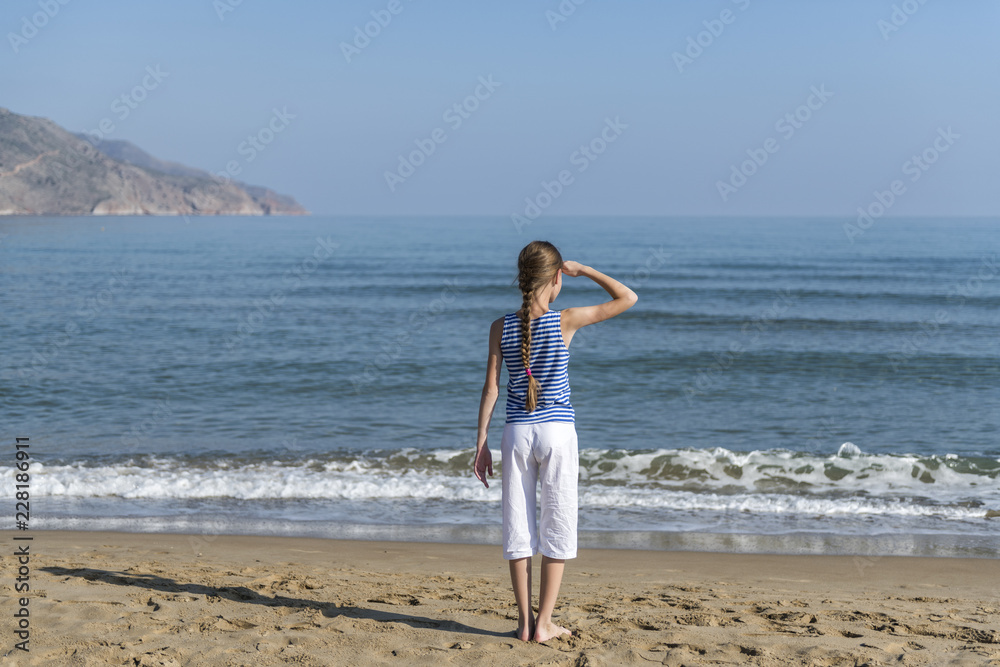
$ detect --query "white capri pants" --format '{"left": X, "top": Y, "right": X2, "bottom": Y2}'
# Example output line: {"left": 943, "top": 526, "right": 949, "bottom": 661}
{"left": 501, "top": 421, "right": 579, "bottom": 560}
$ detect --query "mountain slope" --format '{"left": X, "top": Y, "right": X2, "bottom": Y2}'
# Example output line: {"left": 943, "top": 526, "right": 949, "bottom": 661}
{"left": 0, "top": 107, "right": 308, "bottom": 216}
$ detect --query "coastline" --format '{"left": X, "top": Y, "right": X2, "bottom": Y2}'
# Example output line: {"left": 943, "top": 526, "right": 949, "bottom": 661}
{"left": 26, "top": 519, "right": 1000, "bottom": 560}
{"left": 3, "top": 530, "right": 998, "bottom": 665}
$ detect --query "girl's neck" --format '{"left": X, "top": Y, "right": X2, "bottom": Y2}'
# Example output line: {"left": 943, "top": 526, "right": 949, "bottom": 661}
{"left": 521, "top": 305, "right": 550, "bottom": 320}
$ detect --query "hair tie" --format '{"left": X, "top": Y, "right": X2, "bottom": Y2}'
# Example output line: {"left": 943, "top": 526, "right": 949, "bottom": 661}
{"left": 526, "top": 368, "right": 532, "bottom": 377}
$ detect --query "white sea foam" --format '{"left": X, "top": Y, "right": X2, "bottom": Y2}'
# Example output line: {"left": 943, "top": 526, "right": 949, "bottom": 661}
{"left": 579, "top": 487, "right": 982, "bottom": 519}
{"left": 579, "top": 445, "right": 1000, "bottom": 500}
{"left": 3, "top": 446, "right": 997, "bottom": 523}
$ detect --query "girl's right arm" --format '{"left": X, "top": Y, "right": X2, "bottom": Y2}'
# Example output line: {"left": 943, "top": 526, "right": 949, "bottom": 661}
{"left": 473, "top": 317, "right": 504, "bottom": 488}
{"left": 561, "top": 261, "right": 638, "bottom": 337}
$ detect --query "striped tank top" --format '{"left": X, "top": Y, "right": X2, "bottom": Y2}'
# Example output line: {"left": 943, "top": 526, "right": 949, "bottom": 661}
{"left": 500, "top": 309, "right": 574, "bottom": 424}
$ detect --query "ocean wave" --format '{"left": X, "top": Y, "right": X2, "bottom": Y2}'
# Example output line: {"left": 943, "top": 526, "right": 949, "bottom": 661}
{"left": 577, "top": 444, "right": 1000, "bottom": 498}
{"left": 3, "top": 446, "right": 997, "bottom": 520}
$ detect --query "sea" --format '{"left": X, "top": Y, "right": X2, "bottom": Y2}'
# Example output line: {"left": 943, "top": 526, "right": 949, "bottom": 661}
{"left": 1, "top": 216, "right": 997, "bottom": 558}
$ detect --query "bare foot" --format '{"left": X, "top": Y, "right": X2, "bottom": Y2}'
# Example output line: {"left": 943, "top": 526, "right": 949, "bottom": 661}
{"left": 533, "top": 620, "right": 571, "bottom": 643}
{"left": 515, "top": 614, "right": 535, "bottom": 642}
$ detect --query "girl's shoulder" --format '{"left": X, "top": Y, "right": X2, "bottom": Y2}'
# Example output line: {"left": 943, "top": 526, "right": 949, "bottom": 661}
{"left": 496, "top": 313, "right": 520, "bottom": 330}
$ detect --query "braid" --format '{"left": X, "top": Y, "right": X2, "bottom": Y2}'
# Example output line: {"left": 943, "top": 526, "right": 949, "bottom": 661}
{"left": 520, "top": 284, "right": 539, "bottom": 412}
{"left": 514, "top": 240, "right": 562, "bottom": 414}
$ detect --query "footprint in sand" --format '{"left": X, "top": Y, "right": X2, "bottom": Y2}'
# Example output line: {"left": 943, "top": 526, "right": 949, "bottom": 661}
{"left": 195, "top": 615, "right": 258, "bottom": 632}
{"left": 674, "top": 613, "right": 738, "bottom": 627}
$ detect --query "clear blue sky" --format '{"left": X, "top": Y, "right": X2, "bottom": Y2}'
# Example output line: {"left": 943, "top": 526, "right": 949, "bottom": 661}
{"left": 2, "top": 0, "right": 997, "bottom": 216}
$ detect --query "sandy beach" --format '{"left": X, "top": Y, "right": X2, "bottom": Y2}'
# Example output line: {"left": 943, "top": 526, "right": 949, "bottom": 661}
{"left": 1, "top": 531, "right": 997, "bottom": 666}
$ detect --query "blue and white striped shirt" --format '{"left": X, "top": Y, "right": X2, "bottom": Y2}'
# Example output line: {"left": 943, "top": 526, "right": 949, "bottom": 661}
{"left": 500, "top": 309, "right": 574, "bottom": 424}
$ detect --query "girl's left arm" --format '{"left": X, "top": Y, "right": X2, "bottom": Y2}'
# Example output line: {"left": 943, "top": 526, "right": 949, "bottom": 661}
{"left": 474, "top": 317, "right": 503, "bottom": 488}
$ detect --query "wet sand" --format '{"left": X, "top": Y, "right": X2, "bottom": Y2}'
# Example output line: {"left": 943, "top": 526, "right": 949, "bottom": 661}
{"left": 2, "top": 530, "right": 998, "bottom": 666}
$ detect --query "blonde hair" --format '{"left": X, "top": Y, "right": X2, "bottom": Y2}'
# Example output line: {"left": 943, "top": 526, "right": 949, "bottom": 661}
{"left": 516, "top": 240, "right": 563, "bottom": 412}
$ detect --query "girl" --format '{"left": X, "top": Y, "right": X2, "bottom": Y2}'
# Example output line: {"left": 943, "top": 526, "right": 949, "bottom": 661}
{"left": 473, "top": 240, "right": 638, "bottom": 643}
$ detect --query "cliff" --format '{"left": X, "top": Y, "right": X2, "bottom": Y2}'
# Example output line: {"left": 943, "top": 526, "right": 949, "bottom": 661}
{"left": 0, "top": 107, "right": 308, "bottom": 216}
